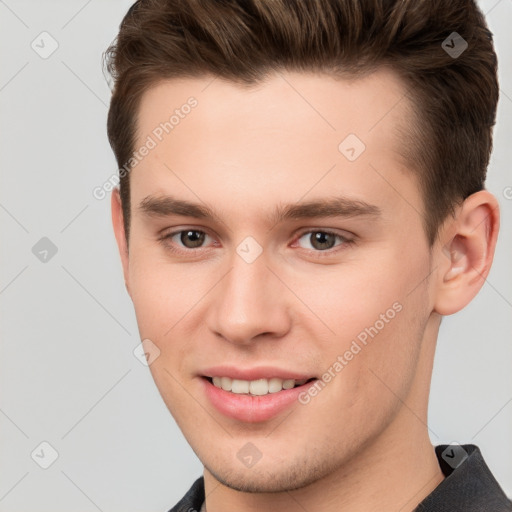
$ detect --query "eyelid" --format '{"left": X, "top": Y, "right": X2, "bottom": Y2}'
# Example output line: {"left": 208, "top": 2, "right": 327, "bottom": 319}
{"left": 291, "top": 228, "right": 353, "bottom": 252}
{"left": 158, "top": 227, "right": 216, "bottom": 253}
{"left": 293, "top": 227, "right": 352, "bottom": 240}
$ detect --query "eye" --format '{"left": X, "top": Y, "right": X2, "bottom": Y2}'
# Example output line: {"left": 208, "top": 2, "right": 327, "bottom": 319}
{"left": 163, "top": 229, "right": 213, "bottom": 250}
{"left": 296, "top": 230, "right": 348, "bottom": 251}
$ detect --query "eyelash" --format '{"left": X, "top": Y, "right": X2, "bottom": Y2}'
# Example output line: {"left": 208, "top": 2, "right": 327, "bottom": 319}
{"left": 157, "top": 228, "right": 354, "bottom": 258}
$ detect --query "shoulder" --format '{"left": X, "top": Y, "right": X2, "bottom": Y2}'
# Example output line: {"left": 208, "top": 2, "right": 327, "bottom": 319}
{"left": 166, "top": 476, "right": 205, "bottom": 512}
{"left": 416, "top": 444, "right": 512, "bottom": 512}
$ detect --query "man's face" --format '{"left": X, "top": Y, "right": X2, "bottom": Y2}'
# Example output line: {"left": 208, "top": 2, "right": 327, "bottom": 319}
{"left": 117, "top": 68, "right": 439, "bottom": 491}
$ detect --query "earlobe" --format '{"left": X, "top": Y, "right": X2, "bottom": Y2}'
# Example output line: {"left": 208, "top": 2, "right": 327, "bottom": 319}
{"left": 434, "top": 190, "right": 500, "bottom": 316}
{"left": 111, "top": 187, "right": 131, "bottom": 297}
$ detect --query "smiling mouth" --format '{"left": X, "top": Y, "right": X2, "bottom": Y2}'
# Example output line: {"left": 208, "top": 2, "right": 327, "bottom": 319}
{"left": 204, "top": 376, "right": 317, "bottom": 396}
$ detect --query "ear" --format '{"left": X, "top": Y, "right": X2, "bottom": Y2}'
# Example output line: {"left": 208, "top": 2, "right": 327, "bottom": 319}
{"left": 111, "top": 187, "right": 131, "bottom": 297}
{"left": 433, "top": 190, "right": 500, "bottom": 315}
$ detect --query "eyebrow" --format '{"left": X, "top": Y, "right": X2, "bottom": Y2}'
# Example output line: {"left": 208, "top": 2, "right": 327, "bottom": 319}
{"left": 138, "top": 194, "right": 381, "bottom": 225}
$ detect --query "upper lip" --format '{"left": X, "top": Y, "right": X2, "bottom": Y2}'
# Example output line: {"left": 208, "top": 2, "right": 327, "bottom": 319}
{"left": 201, "top": 365, "right": 316, "bottom": 381}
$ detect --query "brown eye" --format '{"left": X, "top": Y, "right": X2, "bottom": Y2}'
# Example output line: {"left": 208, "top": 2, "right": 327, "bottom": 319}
{"left": 310, "top": 232, "right": 336, "bottom": 250}
{"left": 179, "top": 230, "right": 206, "bottom": 248}
{"left": 297, "top": 231, "right": 344, "bottom": 251}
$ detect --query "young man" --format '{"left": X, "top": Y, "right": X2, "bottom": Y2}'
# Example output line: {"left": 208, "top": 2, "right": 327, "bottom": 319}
{"left": 105, "top": 0, "right": 511, "bottom": 510}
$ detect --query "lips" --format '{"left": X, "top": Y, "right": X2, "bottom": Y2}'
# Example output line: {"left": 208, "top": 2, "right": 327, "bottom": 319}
{"left": 200, "top": 366, "right": 318, "bottom": 422}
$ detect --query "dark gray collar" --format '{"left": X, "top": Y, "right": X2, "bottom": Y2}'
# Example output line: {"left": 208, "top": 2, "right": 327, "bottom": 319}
{"left": 168, "top": 444, "right": 512, "bottom": 512}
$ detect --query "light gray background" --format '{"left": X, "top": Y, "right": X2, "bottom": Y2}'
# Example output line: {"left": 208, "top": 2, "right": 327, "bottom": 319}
{"left": 0, "top": 1, "right": 511, "bottom": 511}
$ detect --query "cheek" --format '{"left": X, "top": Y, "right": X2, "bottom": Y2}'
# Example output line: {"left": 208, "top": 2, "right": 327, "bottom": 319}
{"left": 289, "top": 257, "right": 407, "bottom": 341}
{"left": 127, "top": 249, "right": 219, "bottom": 388}
{"left": 294, "top": 249, "right": 430, "bottom": 395}
{"left": 127, "top": 246, "right": 202, "bottom": 337}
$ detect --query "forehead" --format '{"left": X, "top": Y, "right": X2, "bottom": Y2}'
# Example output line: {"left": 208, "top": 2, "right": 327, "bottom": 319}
{"left": 131, "top": 68, "right": 420, "bottom": 225}
{"left": 136, "top": 66, "right": 411, "bottom": 150}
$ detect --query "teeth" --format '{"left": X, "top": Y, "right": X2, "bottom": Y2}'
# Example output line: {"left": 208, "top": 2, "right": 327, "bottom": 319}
{"left": 268, "top": 377, "right": 283, "bottom": 393}
{"left": 282, "top": 379, "right": 295, "bottom": 390}
{"left": 249, "top": 379, "right": 268, "bottom": 396}
{"left": 210, "top": 377, "right": 309, "bottom": 395}
{"left": 220, "top": 377, "right": 232, "bottom": 391}
{"left": 231, "top": 379, "right": 249, "bottom": 393}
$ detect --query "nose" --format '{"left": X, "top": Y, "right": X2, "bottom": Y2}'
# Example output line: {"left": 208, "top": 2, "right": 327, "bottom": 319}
{"left": 206, "top": 251, "right": 292, "bottom": 346}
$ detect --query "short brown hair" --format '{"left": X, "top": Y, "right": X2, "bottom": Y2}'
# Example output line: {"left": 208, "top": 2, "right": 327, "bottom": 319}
{"left": 104, "top": 0, "right": 499, "bottom": 246}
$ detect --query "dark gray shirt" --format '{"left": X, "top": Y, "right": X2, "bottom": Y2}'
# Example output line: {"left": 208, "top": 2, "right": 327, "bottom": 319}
{"left": 167, "top": 444, "right": 512, "bottom": 511}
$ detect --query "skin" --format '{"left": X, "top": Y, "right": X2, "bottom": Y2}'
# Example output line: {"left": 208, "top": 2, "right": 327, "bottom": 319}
{"left": 111, "top": 68, "right": 499, "bottom": 512}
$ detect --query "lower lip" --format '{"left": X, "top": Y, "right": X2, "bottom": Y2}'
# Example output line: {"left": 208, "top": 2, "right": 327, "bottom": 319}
{"left": 202, "top": 378, "right": 317, "bottom": 423}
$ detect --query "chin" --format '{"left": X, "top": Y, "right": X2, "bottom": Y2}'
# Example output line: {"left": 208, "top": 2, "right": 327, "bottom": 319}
{"left": 204, "top": 457, "right": 333, "bottom": 494}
